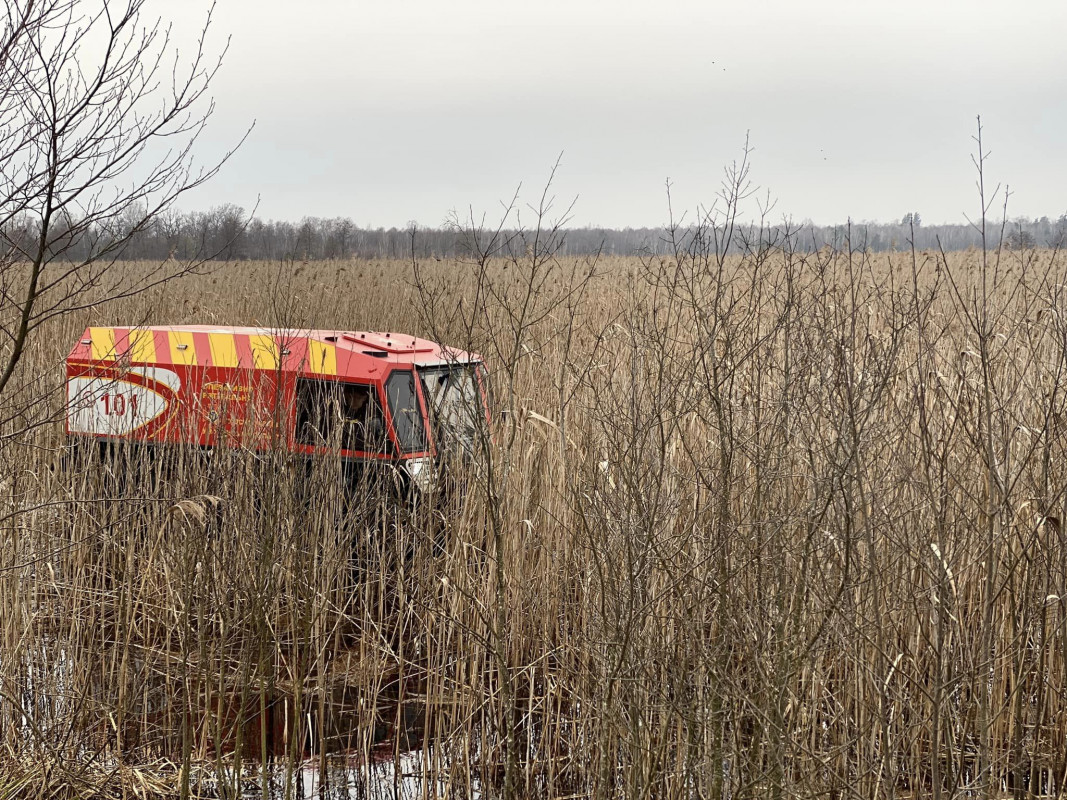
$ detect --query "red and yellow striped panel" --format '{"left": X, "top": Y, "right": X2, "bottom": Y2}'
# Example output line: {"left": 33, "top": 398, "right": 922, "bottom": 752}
{"left": 88, "top": 327, "right": 116, "bottom": 361}
{"left": 89, "top": 326, "right": 157, "bottom": 363}
{"left": 127, "top": 328, "right": 156, "bottom": 362}
{"left": 307, "top": 339, "right": 337, "bottom": 376}
{"left": 83, "top": 328, "right": 339, "bottom": 375}
{"left": 208, "top": 332, "right": 238, "bottom": 368}
{"left": 168, "top": 330, "right": 197, "bottom": 365}
{"left": 248, "top": 334, "right": 279, "bottom": 370}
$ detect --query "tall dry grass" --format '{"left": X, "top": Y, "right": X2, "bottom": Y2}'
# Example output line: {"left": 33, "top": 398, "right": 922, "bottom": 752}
{"left": 1, "top": 231, "right": 1067, "bottom": 799}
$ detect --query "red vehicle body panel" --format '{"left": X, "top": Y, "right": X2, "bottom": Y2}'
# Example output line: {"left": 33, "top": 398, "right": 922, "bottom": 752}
{"left": 66, "top": 325, "right": 483, "bottom": 462}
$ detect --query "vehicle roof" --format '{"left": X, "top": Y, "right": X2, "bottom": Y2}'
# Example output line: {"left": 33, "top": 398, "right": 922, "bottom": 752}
{"left": 68, "top": 325, "right": 481, "bottom": 381}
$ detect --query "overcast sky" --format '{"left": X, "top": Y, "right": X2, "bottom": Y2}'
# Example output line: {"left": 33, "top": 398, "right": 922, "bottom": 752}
{"left": 173, "top": 0, "right": 1067, "bottom": 228}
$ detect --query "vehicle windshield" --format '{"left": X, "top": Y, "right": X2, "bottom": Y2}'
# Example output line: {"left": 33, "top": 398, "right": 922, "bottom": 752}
{"left": 417, "top": 362, "right": 484, "bottom": 455}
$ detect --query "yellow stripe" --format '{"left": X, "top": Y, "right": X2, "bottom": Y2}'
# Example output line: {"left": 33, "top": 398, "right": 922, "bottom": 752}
{"left": 208, "top": 332, "right": 238, "bottom": 368}
{"left": 249, "top": 334, "right": 278, "bottom": 370}
{"left": 128, "top": 328, "right": 156, "bottom": 363}
{"left": 169, "top": 330, "right": 197, "bottom": 366}
{"left": 89, "top": 327, "right": 115, "bottom": 361}
{"left": 308, "top": 340, "right": 336, "bottom": 375}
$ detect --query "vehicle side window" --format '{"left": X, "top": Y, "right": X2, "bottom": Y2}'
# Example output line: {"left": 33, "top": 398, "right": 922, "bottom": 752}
{"left": 384, "top": 370, "right": 428, "bottom": 453}
{"left": 296, "top": 379, "right": 388, "bottom": 453}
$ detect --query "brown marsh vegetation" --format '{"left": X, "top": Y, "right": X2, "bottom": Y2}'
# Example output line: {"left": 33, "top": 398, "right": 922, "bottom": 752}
{"left": 4, "top": 220, "right": 1067, "bottom": 799}
{"left": 3, "top": 1, "right": 1057, "bottom": 796}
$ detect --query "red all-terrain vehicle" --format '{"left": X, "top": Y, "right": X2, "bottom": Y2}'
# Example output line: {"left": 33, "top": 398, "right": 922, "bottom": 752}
{"left": 66, "top": 326, "right": 490, "bottom": 493}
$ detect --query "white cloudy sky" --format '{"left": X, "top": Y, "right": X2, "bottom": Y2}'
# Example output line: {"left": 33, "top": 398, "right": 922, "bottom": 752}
{"left": 174, "top": 0, "right": 1067, "bottom": 227}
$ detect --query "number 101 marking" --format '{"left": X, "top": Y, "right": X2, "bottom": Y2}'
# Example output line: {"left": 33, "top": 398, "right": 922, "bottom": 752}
{"left": 102, "top": 392, "right": 139, "bottom": 417}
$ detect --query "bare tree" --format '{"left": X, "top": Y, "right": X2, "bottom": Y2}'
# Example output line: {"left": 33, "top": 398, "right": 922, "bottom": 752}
{"left": 214, "top": 202, "right": 247, "bottom": 260}
{"left": 0, "top": 0, "right": 245, "bottom": 398}
{"left": 335, "top": 216, "right": 353, "bottom": 258}
{"left": 295, "top": 217, "right": 317, "bottom": 259}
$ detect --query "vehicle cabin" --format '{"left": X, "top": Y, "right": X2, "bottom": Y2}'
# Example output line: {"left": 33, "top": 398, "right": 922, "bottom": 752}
{"left": 65, "top": 326, "right": 489, "bottom": 490}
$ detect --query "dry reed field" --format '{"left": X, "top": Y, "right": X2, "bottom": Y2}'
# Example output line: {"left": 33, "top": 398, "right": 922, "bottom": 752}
{"left": 4, "top": 232, "right": 1067, "bottom": 799}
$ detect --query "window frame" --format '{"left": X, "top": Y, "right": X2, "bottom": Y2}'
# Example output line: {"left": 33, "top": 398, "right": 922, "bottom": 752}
{"left": 383, "top": 368, "right": 432, "bottom": 456}
{"left": 294, "top": 377, "right": 393, "bottom": 458}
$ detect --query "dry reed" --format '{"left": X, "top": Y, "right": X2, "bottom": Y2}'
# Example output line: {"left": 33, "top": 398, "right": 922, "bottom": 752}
{"left": 0, "top": 238, "right": 1065, "bottom": 799}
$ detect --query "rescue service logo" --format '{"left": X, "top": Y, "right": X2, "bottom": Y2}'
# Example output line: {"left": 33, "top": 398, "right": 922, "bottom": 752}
{"left": 67, "top": 366, "right": 181, "bottom": 437}
{"left": 199, "top": 381, "right": 252, "bottom": 424}
{"left": 198, "top": 381, "right": 277, "bottom": 447}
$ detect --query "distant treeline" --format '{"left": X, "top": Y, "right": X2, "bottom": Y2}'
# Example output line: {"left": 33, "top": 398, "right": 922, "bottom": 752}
{"left": 15, "top": 205, "right": 1067, "bottom": 262}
